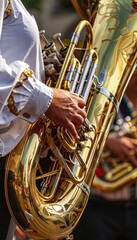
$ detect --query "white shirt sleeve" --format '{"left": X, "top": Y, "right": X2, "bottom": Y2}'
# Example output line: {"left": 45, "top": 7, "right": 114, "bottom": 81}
{"left": 0, "top": 0, "right": 53, "bottom": 128}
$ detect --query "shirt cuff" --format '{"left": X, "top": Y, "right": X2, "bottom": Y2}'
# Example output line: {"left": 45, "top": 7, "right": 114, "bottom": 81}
{"left": 0, "top": 63, "right": 53, "bottom": 125}
{"left": 18, "top": 77, "right": 53, "bottom": 122}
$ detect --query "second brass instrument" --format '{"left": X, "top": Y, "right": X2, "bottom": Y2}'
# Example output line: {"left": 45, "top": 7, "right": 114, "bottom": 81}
{"left": 93, "top": 111, "right": 137, "bottom": 191}
{"left": 4, "top": 1, "right": 137, "bottom": 239}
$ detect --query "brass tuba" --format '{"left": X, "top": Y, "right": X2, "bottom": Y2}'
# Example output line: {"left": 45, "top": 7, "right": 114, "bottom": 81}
{"left": 93, "top": 110, "right": 137, "bottom": 192}
{"left": 5, "top": 1, "right": 137, "bottom": 240}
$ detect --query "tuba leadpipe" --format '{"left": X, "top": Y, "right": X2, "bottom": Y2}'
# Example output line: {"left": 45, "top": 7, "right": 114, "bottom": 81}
{"left": 5, "top": 1, "right": 137, "bottom": 239}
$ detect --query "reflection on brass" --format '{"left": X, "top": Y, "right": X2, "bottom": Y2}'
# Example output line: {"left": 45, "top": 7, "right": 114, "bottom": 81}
{"left": 5, "top": 1, "right": 137, "bottom": 239}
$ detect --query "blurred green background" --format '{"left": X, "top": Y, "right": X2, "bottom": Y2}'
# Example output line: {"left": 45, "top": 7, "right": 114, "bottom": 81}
{"left": 22, "top": 0, "right": 74, "bottom": 11}
{"left": 21, "top": 0, "right": 80, "bottom": 39}
{"left": 22, "top": 0, "right": 44, "bottom": 11}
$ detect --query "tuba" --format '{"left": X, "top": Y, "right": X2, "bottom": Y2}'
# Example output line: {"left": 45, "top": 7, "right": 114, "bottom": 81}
{"left": 93, "top": 110, "right": 137, "bottom": 191}
{"left": 5, "top": 1, "right": 137, "bottom": 239}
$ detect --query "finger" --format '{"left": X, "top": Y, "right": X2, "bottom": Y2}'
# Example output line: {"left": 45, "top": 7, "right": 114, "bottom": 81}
{"left": 120, "top": 153, "right": 127, "bottom": 162}
{"left": 125, "top": 148, "right": 137, "bottom": 166}
{"left": 70, "top": 92, "right": 79, "bottom": 97}
{"left": 70, "top": 92, "right": 86, "bottom": 108}
{"left": 64, "top": 119, "right": 78, "bottom": 140}
{"left": 129, "top": 149, "right": 136, "bottom": 156}
{"left": 78, "top": 98, "right": 86, "bottom": 109}
{"left": 78, "top": 108, "right": 87, "bottom": 119}
{"left": 119, "top": 148, "right": 131, "bottom": 161}
{"left": 129, "top": 155, "right": 137, "bottom": 167}
{"left": 130, "top": 138, "right": 137, "bottom": 145}
{"left": 73, "top": 114, "right": 85, "bottom": 128}
{"left": 15, "top": 228, "right": 26, "bottom": 238}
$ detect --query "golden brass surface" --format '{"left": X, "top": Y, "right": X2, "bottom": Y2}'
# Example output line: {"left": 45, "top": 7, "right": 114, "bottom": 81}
{"left": 93, "top": 113, "right": 137, "bottom": 191}
{"left": 5, "top": 1, "right": 137, "bottom": 239}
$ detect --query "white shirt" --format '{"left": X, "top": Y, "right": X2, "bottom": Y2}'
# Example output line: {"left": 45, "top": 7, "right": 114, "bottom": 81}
{"left": 0, "top": 0, "right": 53, "bottom": 156}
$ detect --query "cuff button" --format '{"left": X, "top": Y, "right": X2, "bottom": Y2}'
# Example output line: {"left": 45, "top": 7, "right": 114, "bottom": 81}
{"left": 23, "top": 112, "right": 30, "bottom": 118}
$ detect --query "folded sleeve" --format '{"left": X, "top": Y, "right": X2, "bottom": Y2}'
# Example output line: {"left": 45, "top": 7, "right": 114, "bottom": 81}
{"left": 0, "top": 59, "right": 53, "bottom": 126}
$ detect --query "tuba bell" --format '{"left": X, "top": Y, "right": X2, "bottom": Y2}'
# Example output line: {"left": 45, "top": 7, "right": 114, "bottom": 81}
{"left": 5, "top": 1, "right": 137, "bottom": 240}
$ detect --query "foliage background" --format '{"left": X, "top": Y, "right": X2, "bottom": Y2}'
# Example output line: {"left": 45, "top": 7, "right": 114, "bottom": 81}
{"left": 21, "top": 0, "right": 44, "bottom": 10}
{"left": 20, "top": 0, "right": 79, "bottom": 39}
{"left": 21, "top": 0, "right": 74, "bottom": 11}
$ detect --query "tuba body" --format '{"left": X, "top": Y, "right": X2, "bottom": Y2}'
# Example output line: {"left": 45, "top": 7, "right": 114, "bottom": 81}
{"left": 5, "top": 1, "right": 137, "bottom": 240}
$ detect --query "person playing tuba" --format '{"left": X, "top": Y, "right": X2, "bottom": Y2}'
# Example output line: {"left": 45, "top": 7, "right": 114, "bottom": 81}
{"left": 0, "top": 1, "right": 86, "bottom": 239}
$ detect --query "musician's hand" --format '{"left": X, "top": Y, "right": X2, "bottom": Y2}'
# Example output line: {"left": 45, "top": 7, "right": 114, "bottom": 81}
{"left": 14, "top": 226, "right": 26, "bottom": 239}
{"left": 106, "top": 133, "right": 137, "bottom": 166}
{"left": 45, "top": 89, "right": 87, "bottom": 140}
